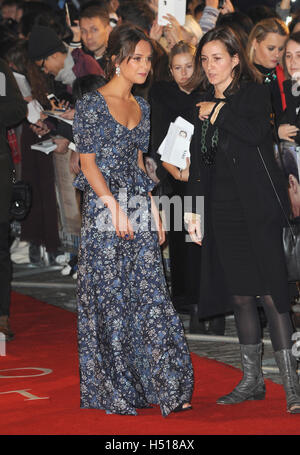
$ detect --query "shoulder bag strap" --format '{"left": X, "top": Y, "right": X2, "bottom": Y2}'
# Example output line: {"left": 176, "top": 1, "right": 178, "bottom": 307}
{"left": 257, "top": 146, "right": 296, "bottom": 243}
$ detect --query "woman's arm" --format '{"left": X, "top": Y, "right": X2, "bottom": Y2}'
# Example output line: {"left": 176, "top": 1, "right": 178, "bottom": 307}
{"left": 80, "top": 153, "right": 134, "bottom": 239}
{"left": 162, "top": 160, "right": 190, "bottom": 182}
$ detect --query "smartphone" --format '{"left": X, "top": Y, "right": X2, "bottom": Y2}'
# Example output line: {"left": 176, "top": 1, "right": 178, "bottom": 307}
{"left": 218, "top": 0, "right": 225, "bottom": 7}
{"left": 158, "top": 0, "right": 186, "bottom": 26}
{"left": 47, "top": 93, "right": 60, "bottom": 107}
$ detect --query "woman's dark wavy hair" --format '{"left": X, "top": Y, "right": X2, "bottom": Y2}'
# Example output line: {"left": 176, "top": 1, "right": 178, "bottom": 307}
{"left": 186, "top": 26, "right": 262, "bottom": 96}
{"left": 105, "top": 23, "right": 154, "bottom": 80}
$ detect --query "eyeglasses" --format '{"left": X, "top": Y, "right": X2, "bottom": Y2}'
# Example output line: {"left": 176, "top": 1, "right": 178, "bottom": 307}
{"left": 40, "top": 58, "right": 47, "bottom": 72}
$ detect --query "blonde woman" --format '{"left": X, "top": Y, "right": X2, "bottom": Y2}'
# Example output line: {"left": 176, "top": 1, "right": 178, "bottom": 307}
{"left": 247, "top": 17, "right": 289, "bottom": 123}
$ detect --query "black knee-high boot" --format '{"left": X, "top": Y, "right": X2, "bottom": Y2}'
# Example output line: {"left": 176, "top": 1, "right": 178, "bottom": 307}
{"left": 217, "top": 343, "right": 265, "bottom": 405}
{"left": 274, "top": 349, "right": 300, "bottom": 413}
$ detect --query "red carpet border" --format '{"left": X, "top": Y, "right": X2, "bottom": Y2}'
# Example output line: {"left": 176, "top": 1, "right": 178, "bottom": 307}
{"left": 0, "top": 292, "right": 299, "bottom": 435}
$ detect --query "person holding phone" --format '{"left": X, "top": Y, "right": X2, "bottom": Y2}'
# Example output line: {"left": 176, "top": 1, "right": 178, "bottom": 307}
{"left": 73, "top": 24, "right": 193, "bottom": 416}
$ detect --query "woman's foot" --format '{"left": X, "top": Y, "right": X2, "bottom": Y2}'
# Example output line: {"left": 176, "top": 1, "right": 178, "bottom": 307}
{"left": 172, "top": 402, "right": 192, "bottom": 413}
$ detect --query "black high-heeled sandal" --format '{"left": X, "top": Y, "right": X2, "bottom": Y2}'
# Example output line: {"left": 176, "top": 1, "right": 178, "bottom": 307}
{"left": 172, "top": 403, "right": 192, "bottom": 413}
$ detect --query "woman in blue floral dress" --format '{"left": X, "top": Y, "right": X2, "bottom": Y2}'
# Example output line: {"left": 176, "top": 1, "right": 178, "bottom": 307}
{"left": 72, "top": 24, "right": 194, "bottom": 417}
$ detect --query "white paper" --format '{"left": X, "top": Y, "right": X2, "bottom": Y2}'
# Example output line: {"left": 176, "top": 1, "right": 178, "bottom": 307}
{"left": 13, "top": 72, "right": 32, "bottom": 98}
{"left": 43, "top": 111, "right": 73, "bottom": 126}
{"left": 31, "top": 139, "right": 57, "bottom": 154}
{"left": 158, "top": 116, "right": 194, "bottom": 169}
{"left": 27, "top": 99, "right": 44, "bottom": 124}
{"left": 158, "top": 0, "right": 186, "bottom": 26}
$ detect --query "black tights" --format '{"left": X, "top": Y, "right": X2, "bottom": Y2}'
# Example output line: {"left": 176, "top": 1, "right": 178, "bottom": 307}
{"left": 232, "top": 295, "right": 294, "bottom": 352}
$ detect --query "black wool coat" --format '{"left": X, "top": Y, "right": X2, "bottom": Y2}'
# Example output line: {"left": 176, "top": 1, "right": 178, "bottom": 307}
{"left": 187, "top": 81, "right": 292, "bottom": 317}
{"left": 0, "top": 59, "right": 27, "bottom": 224}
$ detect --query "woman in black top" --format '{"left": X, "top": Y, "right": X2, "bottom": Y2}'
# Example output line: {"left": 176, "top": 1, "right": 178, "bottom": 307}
{"left": 149, "top": 42, "right": 199, "bottom": 315}
{"left": 247, "top": 17, "right": 289, "bottom": 127}
{"left": 186, "top": 26, "right": 300, "bottom": 414}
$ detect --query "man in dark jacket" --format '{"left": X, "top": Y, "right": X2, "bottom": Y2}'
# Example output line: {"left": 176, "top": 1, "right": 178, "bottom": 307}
{"left": 79, "top": 4, "right": 112, "bottom": 74}
{"left": 0, "top": 58, "right": 27, "bottom": 341}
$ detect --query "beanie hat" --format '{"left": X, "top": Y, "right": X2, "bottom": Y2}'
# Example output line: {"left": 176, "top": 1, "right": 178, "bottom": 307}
{"left": 28, "top": 26, "right": 65, "bottom": 61}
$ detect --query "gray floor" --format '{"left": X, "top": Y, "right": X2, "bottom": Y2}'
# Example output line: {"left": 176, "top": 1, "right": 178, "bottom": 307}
{"left": 11, "top": 262, "right": 300, "bottom": 386}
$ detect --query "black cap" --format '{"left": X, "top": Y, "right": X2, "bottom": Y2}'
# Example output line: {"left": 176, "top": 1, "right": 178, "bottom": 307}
{"left": 28, "top": 26, "right": 64, "bottom": 61}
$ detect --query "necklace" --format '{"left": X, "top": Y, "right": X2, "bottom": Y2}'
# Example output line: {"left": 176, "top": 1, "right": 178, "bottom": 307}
{"left": 200, "top": 118, "right": 219, "bottom": 165}
{"left": 263, "top": 68, "right": 277, "bottom": 84}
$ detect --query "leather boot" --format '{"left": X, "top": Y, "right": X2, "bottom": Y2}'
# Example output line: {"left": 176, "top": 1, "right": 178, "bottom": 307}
{"left": 274, "top": 349, "right": 300, "bottom": 414}
{"left": 217, "top": 343, "right": 265, "bottom": 404}
{"left": 189, "top": 304, "right": 206, "bottom": 334}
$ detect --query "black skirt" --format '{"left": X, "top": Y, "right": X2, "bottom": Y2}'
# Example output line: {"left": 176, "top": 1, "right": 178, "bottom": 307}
{"left": 211, "top": 198, "right": 268, "bottom": 296}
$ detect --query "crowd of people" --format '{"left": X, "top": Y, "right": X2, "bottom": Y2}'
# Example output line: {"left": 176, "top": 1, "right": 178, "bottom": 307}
{"left": 1, "top": 0, "right": 300, "bottom": 416}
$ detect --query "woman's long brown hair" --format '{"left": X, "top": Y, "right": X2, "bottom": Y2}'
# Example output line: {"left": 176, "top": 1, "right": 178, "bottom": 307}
{"left": 185, "top": 26, "right": 262, "bottom": 96}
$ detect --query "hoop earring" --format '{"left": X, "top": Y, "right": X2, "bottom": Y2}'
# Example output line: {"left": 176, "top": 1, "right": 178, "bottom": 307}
{"left": 115, "top": 65, "right": 120, "bottom": 77}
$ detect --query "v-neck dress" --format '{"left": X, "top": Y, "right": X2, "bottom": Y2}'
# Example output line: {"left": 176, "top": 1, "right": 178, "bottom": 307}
{"left": 72, "top": 90, "right": 193, "bottom": 416}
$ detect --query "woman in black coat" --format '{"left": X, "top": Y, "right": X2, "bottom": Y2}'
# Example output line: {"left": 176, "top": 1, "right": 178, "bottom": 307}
{"left": 0, "top": 58, "right": 27, "bottom": 340}
{"left": 186, "top": 26, "right": 300, "bottom": 414}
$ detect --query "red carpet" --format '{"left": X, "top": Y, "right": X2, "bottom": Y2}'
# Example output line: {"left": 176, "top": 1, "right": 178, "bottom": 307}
{"left": 0, "top": 292, "right": 299, "bottom": 435}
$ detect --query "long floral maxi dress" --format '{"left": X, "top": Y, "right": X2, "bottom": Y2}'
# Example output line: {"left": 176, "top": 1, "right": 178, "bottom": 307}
{"left": 72, "top": 91, "right": 194, "bottom": 416}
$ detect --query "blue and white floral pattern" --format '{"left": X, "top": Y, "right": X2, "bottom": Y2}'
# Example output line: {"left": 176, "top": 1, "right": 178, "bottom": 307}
{"left": 73, "top": 91, "right": 193, "bottom": 416}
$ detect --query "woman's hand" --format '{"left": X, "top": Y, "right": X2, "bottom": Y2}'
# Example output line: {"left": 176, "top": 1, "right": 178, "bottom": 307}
{"left": 69, "top": 150, "right": 81, "bottom": 175}
{"left": 150, "top": 19, "right": 163, "bottom": 41}
{"left": 219, "top": 0, "right": 235, "bottom": 15}
{"left": 30, "top": 120, "right": 50, "bottom": 137}
{"left": 107, "top": 199, "right": 134, "bottom": 240}
{"left": 60, "top": 108, "right": 75, "bottom": 120}
{"left": 70, "top": 20, "right": 81, "bottom": 42}
{"left": 163, "top": 13, "right": 183, "bottom": 50}
{"left": 206, "top": 0, "right": 218, "bottom": 8}
{"left": 150, "top": 193, "right": 166, "bottom": 246}
{"left": 278, "top": 123, "right": 299, "bottom": 142}
{"left": 52, "top": 137, "right": 70, "bottom": 154}
{"left": 185, "top": 213, "right": 202, "bottom": 246}
{"left": 180, "top": 157, "right": 190, "bottom": 182}
{"left": 197, "top": 101, "right": 216, "bottom": 121}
